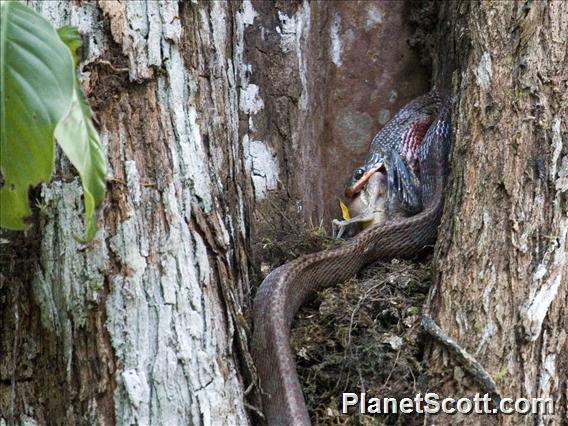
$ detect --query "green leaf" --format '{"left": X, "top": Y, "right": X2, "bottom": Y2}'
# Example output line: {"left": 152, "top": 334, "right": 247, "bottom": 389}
{"left": 54, "top": 80, "right": 106, "bottom": 241}
{"left": 1, "top": 1, "right": 75, "bottom": 230}
{"left": 1, "top": 2, "right": 106, "bottom": 240}
{"left": 55, "top": 24, "right": 107, "bottom": 241}
{"left": 57, "top": 25, "right": 82, "bottom": 67}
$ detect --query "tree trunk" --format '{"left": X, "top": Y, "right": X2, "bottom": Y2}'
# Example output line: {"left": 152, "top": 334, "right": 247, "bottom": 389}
{"left": 2, "top": 1, "right": 254, "bottom": 424}
{"left": 428, "top": 1, "right": 567, "bottom": 424}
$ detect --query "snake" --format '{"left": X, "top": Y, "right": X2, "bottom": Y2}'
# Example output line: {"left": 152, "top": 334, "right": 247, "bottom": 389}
{"left": 251, "top": 91, "right": 451, "bottom": 425}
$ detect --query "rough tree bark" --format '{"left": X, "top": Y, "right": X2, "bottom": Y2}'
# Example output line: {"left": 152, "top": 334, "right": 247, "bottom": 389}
{"left": 1, "top": 1, "right": 254, "bottom": 424}
{"left": 429, "top": 1, "right": 567, "bottom": 424}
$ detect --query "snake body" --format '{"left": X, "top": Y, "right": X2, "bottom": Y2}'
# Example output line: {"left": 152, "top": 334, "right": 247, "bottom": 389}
{"left": 252, "top": 92, "right": 451, "bottom": 425}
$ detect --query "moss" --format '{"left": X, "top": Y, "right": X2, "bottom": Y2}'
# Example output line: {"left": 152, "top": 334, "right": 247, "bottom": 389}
{"left": 494, "top": 367, "right": 509, "bottom": 383}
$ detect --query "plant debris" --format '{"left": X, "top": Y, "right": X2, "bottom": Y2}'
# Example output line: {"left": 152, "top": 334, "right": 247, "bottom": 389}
{"left": 291, "top": 258, "right": 440, "bottom": 425}
{"left": 254, "top": 218, "right": 343, "bottom": 277}
{"left": 251, "top": 209, "right": 447, "bottom": 425}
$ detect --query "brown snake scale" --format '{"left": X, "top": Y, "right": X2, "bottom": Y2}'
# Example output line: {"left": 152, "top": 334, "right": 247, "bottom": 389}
{"left": 252, "top": 93, "right": 451, "bottom": 425}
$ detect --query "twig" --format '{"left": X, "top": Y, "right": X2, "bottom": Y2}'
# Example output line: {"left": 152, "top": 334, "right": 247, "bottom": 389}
{"left": 381, "top": 348, "right": 401, "bottom": 391}
{"left": 421, "top": 314, "right": 501, "bottom": 402}
{"left": 92, "top": 59, "right": 129, "bottom": 73}
{"left": 244, "top": 402, "right": 265, "bottom": 419}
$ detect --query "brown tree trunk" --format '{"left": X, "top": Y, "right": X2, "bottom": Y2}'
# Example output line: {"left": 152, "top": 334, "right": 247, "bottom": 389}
{"left": 428, "top": 1, "right": 567, "bottom": 424}
{"left": 241, "top": 0, "right": 430, "bottom": 248}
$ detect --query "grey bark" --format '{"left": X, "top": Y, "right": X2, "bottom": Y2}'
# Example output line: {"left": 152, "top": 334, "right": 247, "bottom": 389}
{"left": 2, "top": 1, "right": 252, "bottom": 424}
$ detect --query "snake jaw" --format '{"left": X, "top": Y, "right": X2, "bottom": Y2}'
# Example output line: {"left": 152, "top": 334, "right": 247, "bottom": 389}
{"left": 336, "top": 171, "right": 389, "bottom": 238}
{"left": 345, "top": 162, "right": 384, "bottom": 198}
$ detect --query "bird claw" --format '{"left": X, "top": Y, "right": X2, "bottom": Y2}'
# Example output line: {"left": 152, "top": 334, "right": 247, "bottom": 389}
{"left": 332, "top": 219, "right": 347, "bottom": 239}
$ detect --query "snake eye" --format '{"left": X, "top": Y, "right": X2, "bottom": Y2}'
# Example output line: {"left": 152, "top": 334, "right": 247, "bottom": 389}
{"left": 353, "top": 167, "right": 365, "bottom": 181}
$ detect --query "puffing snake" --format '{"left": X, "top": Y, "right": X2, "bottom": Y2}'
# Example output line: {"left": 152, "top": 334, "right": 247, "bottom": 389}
{"left": 251, "top": 92, "right": 451, "bottom": 425}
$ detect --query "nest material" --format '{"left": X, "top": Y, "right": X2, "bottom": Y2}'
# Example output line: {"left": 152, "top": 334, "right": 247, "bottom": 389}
{"left": 292, "top": 258, "right": 437, "bottom": 425}
{"left": 254, "top": 222, "right": 447, "bottom": 425}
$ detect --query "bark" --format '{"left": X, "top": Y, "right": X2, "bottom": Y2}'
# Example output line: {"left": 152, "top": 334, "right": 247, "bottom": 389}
{"left": 428, "top": 1, "right": 568, "bottom": 424}
{"left": 1, "top": 1, "right": 252, "bottom": 424}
